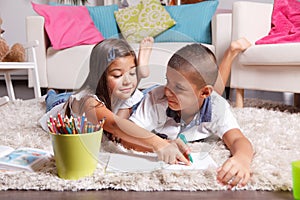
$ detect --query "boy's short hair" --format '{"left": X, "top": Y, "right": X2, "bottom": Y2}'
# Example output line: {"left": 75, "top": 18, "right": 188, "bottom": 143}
{"left": 167, "top": 43, "right": 218, "bottom": 87}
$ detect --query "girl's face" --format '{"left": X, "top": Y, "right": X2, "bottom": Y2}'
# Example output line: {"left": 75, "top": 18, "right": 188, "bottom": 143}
{"left": 106, "top": 55, "right": 137, "bottom": 100}
{"left": 164, "top": 67, "right": 204, "bottom": 116}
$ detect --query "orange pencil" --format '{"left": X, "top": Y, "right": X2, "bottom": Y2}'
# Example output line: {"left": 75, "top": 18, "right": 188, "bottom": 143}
{"left": 71, "top": 116, "right": 78, "bottom": 134}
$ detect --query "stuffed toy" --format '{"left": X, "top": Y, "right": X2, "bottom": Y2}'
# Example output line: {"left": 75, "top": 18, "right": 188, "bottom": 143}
{"left": 0, "top": 17, "right": 25, "bottom": 62}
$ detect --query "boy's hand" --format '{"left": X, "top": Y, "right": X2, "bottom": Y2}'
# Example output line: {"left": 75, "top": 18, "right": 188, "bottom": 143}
{"left": 216, "top": 155, "right": 251, "bottom": 188}
{"left": 156, "top": 142, "right": 190, "bottom": 165}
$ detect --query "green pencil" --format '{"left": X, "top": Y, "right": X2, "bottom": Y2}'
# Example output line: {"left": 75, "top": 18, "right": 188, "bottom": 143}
{"left": 178, "top": 134, "right": 193, "bottom": 163}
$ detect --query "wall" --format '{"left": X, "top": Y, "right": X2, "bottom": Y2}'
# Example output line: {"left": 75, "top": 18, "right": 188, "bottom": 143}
{"left": 218, "top": 0, "right": 273, "bottom": 9}
{"left": 0, "top": 0, "right": 274, "bottom": 46}
{"left": 0, "top": 0, "right": 101, "bottom": 45}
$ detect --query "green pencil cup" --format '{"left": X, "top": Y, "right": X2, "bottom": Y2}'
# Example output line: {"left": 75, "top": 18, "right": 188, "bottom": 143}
{"left": 292, "top": 160, "right": 300, "bottom": 200}
{"left": 49, "top": 130, "right": 102, "bottom": 180}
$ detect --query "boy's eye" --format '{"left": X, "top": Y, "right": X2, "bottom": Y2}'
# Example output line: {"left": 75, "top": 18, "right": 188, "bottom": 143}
{"left": 175, "top": 84, "right": 185, "bottom": 91}
{"left": 129, "top": 68, "right": 137, "bottom": 76}
{"left": 129, "top": 71, "right": 136, "bottom": 76}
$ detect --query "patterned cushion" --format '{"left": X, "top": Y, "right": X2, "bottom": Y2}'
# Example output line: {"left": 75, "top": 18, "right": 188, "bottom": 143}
{"left": 114, "top": 0, "right": 176, "bottom": 43}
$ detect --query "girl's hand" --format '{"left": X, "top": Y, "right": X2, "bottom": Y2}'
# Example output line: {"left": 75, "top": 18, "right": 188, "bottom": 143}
{"left": 216, "top": 155, "right": 251, "bottom": 188}
{"left": 173, "top": 138, "right": 192, "bottom": 163}
{"left": 156, "top": 142, "right": 190, "bottom": 165}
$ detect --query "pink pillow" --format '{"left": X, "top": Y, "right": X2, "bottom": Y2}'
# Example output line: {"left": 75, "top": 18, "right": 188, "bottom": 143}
{"left": 256, "top": 0, "right": 300, "bottom": 44}
{"left": 32, "top": 2, "right": 104, "bottom": 50}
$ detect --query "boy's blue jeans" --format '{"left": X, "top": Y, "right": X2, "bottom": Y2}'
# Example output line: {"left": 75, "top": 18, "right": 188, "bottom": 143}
{"left": 45, "top": 89, "right": 72, "bottom": 112}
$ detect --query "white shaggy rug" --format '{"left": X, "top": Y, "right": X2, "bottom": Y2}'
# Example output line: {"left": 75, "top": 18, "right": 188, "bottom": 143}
{"left": 0, "top": 97, "right": 299, "bottom": 191}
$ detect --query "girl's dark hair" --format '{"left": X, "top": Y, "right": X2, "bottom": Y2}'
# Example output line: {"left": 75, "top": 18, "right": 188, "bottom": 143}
{"left": 167, "top": 43, "right": 218, "bottom": 88}
{"left": 80, "top": 38, "right": 137, "bottom": 111}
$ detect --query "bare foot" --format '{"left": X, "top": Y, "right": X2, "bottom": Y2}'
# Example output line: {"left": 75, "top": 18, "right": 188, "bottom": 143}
{"left": 230, "top": 37, "right": 251, "bottom": 56}
{"left": 137, "top": 37, "right": 154, "bottom": 79}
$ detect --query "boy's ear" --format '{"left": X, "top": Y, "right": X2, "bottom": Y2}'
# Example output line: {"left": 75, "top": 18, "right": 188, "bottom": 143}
{"left": 200, "top": 85, "right": 213, "bottom": 98}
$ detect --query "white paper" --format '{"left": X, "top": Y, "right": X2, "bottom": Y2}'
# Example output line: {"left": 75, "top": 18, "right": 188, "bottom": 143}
{"left": 99, "top": 152, "right": 218, "bottom": 173}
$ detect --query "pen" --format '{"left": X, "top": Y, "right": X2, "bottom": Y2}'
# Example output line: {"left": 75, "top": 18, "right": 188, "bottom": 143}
{"left": 178, "top": 134, "right": 193, "bottom": 163}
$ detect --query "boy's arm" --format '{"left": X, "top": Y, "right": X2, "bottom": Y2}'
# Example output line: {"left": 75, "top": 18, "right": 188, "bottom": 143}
{"left": 217, "top": 128, "right": 254, "bottom": 188}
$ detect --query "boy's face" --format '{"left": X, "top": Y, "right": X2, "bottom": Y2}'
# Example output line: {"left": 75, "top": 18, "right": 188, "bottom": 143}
{"left": 106, "top": 55, "right": 137, "bottom": 100}
{"left": 164, "top": 67, "right": 206, "bottom": 114}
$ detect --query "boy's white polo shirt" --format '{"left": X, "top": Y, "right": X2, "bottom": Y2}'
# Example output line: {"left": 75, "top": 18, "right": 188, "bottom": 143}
{"left": 111, "top": 89, "right": 144, "bottom": 114}
{"left": 129, "top": 86, "right": 240, "bottom": 142}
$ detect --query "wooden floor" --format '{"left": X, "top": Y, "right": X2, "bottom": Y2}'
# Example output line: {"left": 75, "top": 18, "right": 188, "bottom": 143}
{"left": 0, "top": 80, "right": 296, "bottom": 199}
{"left": 0, "top": 190, "right": 295, "bottom": 200}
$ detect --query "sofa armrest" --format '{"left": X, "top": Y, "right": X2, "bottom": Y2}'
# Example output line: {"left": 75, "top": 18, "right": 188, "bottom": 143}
{"left": 232, "top": 1, "right": 273, "bottom": 43}
{"left": 211, "top": 12, "right": 232, "bottom": 65}
{"left": 26, "top": 16, "right": 49, "bottom": 88}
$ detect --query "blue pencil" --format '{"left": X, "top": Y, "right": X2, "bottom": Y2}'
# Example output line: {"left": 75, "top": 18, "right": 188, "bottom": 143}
{"left": 80, "top": 113, "right": 85, "bottom": 133}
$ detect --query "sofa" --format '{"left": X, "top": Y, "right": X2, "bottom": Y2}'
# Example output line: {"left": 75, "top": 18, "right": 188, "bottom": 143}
{"left": 230, "top": 1, "right": 300, "bottom": 107}
{"left": 25, "top": 2, "right": 232, "bottom": 91}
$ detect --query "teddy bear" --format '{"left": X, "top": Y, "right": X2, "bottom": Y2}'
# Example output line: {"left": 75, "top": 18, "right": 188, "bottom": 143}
{"left": 0, "top": 17, "right": 25, "bottom": 62}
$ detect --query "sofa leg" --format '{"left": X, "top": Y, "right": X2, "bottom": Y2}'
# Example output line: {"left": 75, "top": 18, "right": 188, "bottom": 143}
{"left": 235, "top": 88, "right": 244, "bottom": 108}
{"left": 294, "top": 93, "right": 300, "bottom": 108}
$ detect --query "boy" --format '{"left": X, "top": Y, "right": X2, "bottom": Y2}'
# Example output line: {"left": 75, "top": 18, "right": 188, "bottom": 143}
{"left": 129, "top": 43, "right": 254, "bottom": 188}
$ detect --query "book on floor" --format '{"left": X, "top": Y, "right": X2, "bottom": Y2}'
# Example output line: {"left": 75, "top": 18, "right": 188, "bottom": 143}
{"left": 0, "top": 145, "right": 52, "bottom": 172}
{"left": 98, "top": 152, "right": 218, "bottom": 173}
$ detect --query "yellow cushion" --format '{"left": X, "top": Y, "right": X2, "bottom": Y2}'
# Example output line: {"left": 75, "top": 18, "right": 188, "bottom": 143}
{"left": 114, "top": 0, "right": 176, "bottom": 43}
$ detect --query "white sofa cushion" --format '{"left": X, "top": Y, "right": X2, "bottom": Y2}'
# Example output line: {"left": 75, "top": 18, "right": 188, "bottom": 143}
{"left": 26, "top": 12, "right": 231, "bottom": 90}
{"left": 47, "top": 45, "right": 94, "bottom": 89}
{"left": 46, "top": 42, "right": 214, "bottom": 90}
{"left": 240, "top": 43, "right": 300, "bottom": 65}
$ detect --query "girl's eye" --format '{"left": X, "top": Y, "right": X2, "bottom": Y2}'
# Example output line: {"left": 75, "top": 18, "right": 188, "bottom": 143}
{"left": 112, "top": 74, "right": 122, "bottom": 78}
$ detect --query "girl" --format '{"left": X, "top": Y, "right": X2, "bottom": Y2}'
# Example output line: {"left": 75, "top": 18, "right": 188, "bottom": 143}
{"left": 45, "top": 37, "right": 153, "bottom": 117}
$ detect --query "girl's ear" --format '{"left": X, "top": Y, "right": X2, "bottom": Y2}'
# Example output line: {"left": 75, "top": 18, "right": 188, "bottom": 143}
{"left": 200, "top": 85, "right": 213, "bottom": 98}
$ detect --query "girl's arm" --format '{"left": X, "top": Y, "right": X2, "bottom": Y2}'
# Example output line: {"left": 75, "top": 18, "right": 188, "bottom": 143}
{"left": 216, "top": 128, "right": 254, "bottom": 188}
{"left": 116, "top": 108, "right": 131, "bottom": 119}
{"left": 73, "top": 97, "right": 190, "bottom": 165}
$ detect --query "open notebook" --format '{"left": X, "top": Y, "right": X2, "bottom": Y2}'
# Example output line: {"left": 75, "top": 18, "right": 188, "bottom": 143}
{"left": 98, "top": 152, "right": 218, "bottom": 173}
